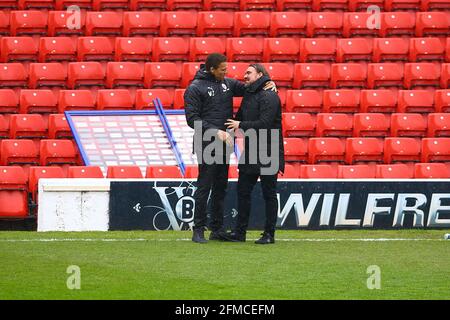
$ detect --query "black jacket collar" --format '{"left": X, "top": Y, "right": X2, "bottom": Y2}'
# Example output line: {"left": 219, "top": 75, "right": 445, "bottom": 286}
{"left": 246, "top": 75, "right": 271, "bottom": 93}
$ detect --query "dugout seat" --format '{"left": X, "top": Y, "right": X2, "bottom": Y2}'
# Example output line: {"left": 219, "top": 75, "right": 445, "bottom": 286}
{"left": 107, "top": 166, "right": 143, "bottom": 178}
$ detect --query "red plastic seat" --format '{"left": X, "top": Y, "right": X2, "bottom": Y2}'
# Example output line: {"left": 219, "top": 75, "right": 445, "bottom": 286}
{"left": 18, "top": 0, "right": 55, "bottom": 9}
{"left": 360, "top": 89, "right": 397, "bottom": 113}
{"left": 0, "top": 0, "right": 17, "bottom": 9}
{"left": 135, "top": 89, "right": 173, "bottom": 110}
{"left": 190, "top": 38, "right": 226, "bottom": 62}
{"left": 97, "top": 89, "right": 133, "bottom": 110}
{"left": 337, "top": 165, "right": 376, "bottom": 178}
{"left": 48, "top": 10, "right": 86, "bottom": 36}
{"left": 203, "top": 0, "right": 240, "bottom": 10}
{"left": 86, "top": 11, "right": 122, "bottom": 36}
{"left": 316, "top": 113, "right": 353, "bottom": 137}
{"left": 233, "top": 11, "right": 270, "bottom": 37}
{"left": 299, "top": 38, "right": 336, "bottom": 63}
{"left": 115, "top": 37, "right": 152, "bottom": 62}
{"left": 129, "top": 0, "right": 165, "bottom": 10}
{"left": 107, "top": 165, "right": 143, "bottom": 178}
{"left": 226, "top": 38, "right": 263, "bottom": 62}
{"left": 152, "top": 37, "right": 189, "bottom": 62}
{"left": 0, "top": 89, "right": 19, "bottom": 113}
{"left": 28, "top": 166, "right": 65, "bottom": 201}
{"left": 240, "top": 0, "right": 276, "bottom": 10}
{"left": 375, "top": 164, "right": 414, "bottom": 178}
{"left": 336, "top": 38, "right": 373, "bottom": 63}
{"left": 160, "top": 11, "right": 197, "bottom": 37}
{"left": 67, "top": 62, "right": 105, "bottom": 89}
{"left": 415, "top": 12, "right": 450, "bottom": 37}
{"left": 397, "top": 90, "right": 434, "bottom": 113}
{"left": 343, "top": 12, "right": 380, "bottom": 38}
{"left": 261, "top": 63, "right": 293, "bottom": 88}
{"left": 441, "top": 63, "right": 450, "bottom": 89}
{"left": 278, "top": 163, "right": 300, "bottom": 179}
{"left": 353, "top": 113, "right": 390, "bottom": 137}
{"left": 144, "top": 62, "right": 181, "bottom": 88}
{"left": 435, "top": 90, "right": 450, "bottom": 113}
{"left": 145, "top": 165, "right": 183, "bottom": 178}
{"left": 293, "top": 63, "right": 330, "bottom": 89}
{"left": 0, "top": 166, "right": 28, "bottom": 217}
{"left": 48, "top": 114, "right": 72, "bottom": 139}
{"left": 40, "top": 139, "right": 77, "bottom": 166}
{"left": 0, "top": 139, "right": 39, "bottom": 166}
{"left": 197, "top": 11, "right": 234, "bottom": 37}
{"left": 390, "top": 113, "right": 427, "bottom": 137}
{"left": 285, "top": 90, "right": 322, "bottom": 113}
{"left": 263, "top": 38, "right": 299, "bottom": 63}
{"left": 367, "top": 63, "right": 404, "bottom": 89}
{"left": 380, "top": 12, "right": 416, "bottom": 37}
{"left": 68, "top": 166, "right": 104, "bottom": 178}
{"left": 345, "top": 137, "right": 383, "bottom": 164}
{"left": 312, "top": 0, "right": 348, "bottom": 10}
{"left": 0, "top": 63, "right": 28, "bottom": 88}
{"left": 404, "top": 63, "right": 441, "bottom": 89}
{"left": 308, "top": 137, "right": 345, "bottom": 164}
{"left": 167, "top": 0, "right": 203, "bottom": 10}
{"left": 283, "top": 138, "right": 308, "bottom": 163}
{"left": 0, "top": 11, "right": 9, "bottom": 35}
{"left": 20, "top": 89, "right": 57, "bottom": 114}
{"left": 92, "top": 0, "right": 129, "bottom": 10}
{"left": 106, "top": 62, "right": 144, "bottom": 88}
{"left": 10, "top": 10, "right": 47, "bottom": 36}
{"left": 300, "top": 164, "right": 337, "bottom": 178}
{"left": 331, "top": 63, "right": 367, "bottom": 89}
{"left": 282, "top": 113, "right": 316, "bottom": 138}
{"left": 373, "top": 38, "right": 410, "bottom": 63}
{"left": 38, "top": 37, "right": 76, "bottom": 63}
{"left": 414, "top": 163, "right": 449, "bottom": 178}
{"left": 58, "top": 90, "right": 96, "bottom": 113}
{"left": 29, "top": 63, "right": 67, "bottom": 89}
{"left": 384, "top": 137, "right": 421, "bottom": 163}
{"left": 421, "top": 0, "right": 450, "bottom": 10}
{"left": 180, "top": 62, "right": 201, "bottom": 88}
{"left": 306, "top": 12, "right": 343, "bottom": 38}
{"left": 122, "top": 11, "right": 160, "bottom": 37}
{"left": 9, "top": 114, "right": 47, "bottom": 139}
{"left": 385, "top": 0, "right": 421, "bottom": 11}
{"left": 323, "top": 89, "right": 360, "bottom": 113}
{"left": 0, "top": 36, "right": 37, "bottom": 62}
{"left": 0, "top": 115, "right": 8, "bottom": 138}
{"left": 173, "top": 89, "right": 186, "bottom": 109}
{"left": 427, "top": 113, "right": 450, "bottom": 137}
{"left": 226, "top": 63, "right": 248, "bottom": 82}
{"left": 421, "top": 138, "right": 450, "bottom": 163}
{"left": 410, "top": 38, "right": 446, "bottom": 62}
{"left": 77, "top": 37, "right": 114, "bottom": 62}
{"left": 276, "top": 0, "right": 312, "bottom": 10}
{"left": 269, "top": 12, "right": 307, "bottom": 38}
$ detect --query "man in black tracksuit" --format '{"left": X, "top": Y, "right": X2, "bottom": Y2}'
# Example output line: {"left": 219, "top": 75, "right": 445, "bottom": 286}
{"left": 224, "top": 64, "right": 285, "bottom": 244}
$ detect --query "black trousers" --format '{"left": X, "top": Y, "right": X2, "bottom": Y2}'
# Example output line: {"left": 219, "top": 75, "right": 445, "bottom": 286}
{"left": 234, "top": 172, "right": 278, "bottom": 237}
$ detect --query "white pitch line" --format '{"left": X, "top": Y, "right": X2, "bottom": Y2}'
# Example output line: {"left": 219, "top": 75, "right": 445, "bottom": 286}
{"left": 0, "top": 238, "right": 445, "bottom": 242}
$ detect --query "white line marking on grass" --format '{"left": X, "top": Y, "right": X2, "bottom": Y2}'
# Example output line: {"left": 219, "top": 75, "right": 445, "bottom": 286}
{"left": 0, "top": 238, "right": 444, "bottom": 242}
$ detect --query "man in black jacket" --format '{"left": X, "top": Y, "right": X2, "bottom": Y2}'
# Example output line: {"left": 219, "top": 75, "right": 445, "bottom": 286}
{"left": 224, "top": 63, "right": 285, "bottom": 244}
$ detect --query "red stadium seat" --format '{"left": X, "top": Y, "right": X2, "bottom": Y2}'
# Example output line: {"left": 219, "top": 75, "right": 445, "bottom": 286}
{"left": 10, "top": 10, "right": 47, "bottom": 36}
{"left": 19, "top": 90, "right": 57, "bottom": 114}
{"left": 18, "top": 0, "right": 54, "bottom": 9}
{"left": 160, "top": 11, "right": 197, "bottom": 37}
{"left": 145, "top": 165, "right": 183, "bottom": 178}
{"left": 29, "top": 63, "right": 67, "bottom": 89}
{"left": 337, "top": 165, "right": 376, "bottom": 178}
{"left": 92, "top": 0, "right": 129, "bottom": 10}
{"left": 58, "top": 90, "right": 96, "bottom": 113}
{"left": 283, "top": 138, "right": 308, "bottom": 162}
{"left": 269, "top": 12, "right": 307, "bottom": 38}
{"left": 316, "top": 113, "right": 353, "bottom": 137}
{"left": 152, "top": 37, "right": 189, "bottom": 62}
{"left": 282, "top": 113, "right": 316, "bottom": 138}
{"left": 129, "top": 0, "right": 165, "bottom": 10}
{"left": 300, "top": 164, "right": 337, "bottom": 178}
{"left": 40, "top": 139, "right": 77, "bottom": 166}
{"left": 122, "top": 11, "right": 160, "bottom": 37}
{"left": 299, "top": 38, "right": 336, "bottom": 63}
{"left": 404, "top": 63, "right": 440, "bottom": 89}
{"left": 240, "top": 0, "right": 276, "bottom": 10}
{"left": 115, "top": 37, "right": 152, "bottom": 62}
{"left": 285, "top": 90, "right": 322, "bottom": 113}
{"left": 0, "top": 11, "right": 9, "bottom": 36}
{"left": 367, "top": 63, "right": 404, "bottom": 89}
{"left": 373, "top": 38, "right": 410, "bottom": 63}
{"left": 0, "top": 63, "right": 27, "bottom": 88}
{"left": 261, "top": 63, "right": 293, "bottom": 88}
{"left": 144, "top": 62, "right": 181, "bottom": 88}
{"left": 86, "top": 11, "right": 122, "bottom": 36}
{"left": 0, "top": 89, "right": 19, "bottom": 113}
{"left": 409, "top": 38, "right": 445, "bottom": 62}
{"left": 67, "top": 62, "right": 105, "bottom": 89}
{"left": 68, "top": 166, "right": 104, "bottom": 178}
{"left": 353, "top": 113, "right": 390, "bottom": 137}
{"left": 345, "top": 137, "right": 384, "bottom": 164}
{"left": 397, "top": 90, "right": 434, "bottom": 113}
{"left": 421, "top": 138, "right": 450, "bottom": 163}
{"left": 427, "top": 113, "right": 450, "bottom": 137}
{"left": 343, "top": 12, "right": 379, "bottom": 38}
{"left": 226, "top": 38, "right": 263, "bottom": 62}
{"left": 331, "top": 63, "right": 367, "bottom": 89}
{"left": 415, "top": 12, "right": 450, "bottom": 37}
{"left": 390, "top": 113, "right": 427, "bottom": 137}
{"left": 360, "top": 89, "right": 397, "bottom": 113}
{"left": 189, "top": 38, "right": 226, "bottom": 62}
{"left": 278, "top": 163, "right": 300, "bottom": 179}
{"left": 0, "top": 37, "right": 37, "bottom": 62}
{"left": 28, "top": 166, "right": 65, "bottom": 201}
{"left": 107, "top": 165, "right": 143, "bottom": 178}
{"left": 0, "top": 0, "right": 17, "bottom": 9}
{"left": 446, "top": 37, "right": 450, "bottom": 63}
{"left": 306, "top": 12, "right": 343, "bottom": 38}
{"left": 0, "top": 166, "right": 28, "bottom": 217}
{"left": 38, "top": 37, "right": 76, "bottom": 62}
{"left": 9, "top": 114, "right": 47, "bottom": 139}
{"left": 414, "top": 163, "right": 449, "bottom": 178}
{"left": 441, "top": 63, "right": 450, "bottom": 89}
{"left": 276, "top": 0, "right": 312, "bottom": 10}
{"left": 336, "top": 38, "right": 373, "bottom": 63}
{"left": 173, "top": 89, "right": 186, "bottom": 109}
{"left": 96, "top": 89, "right": 133, "bottom": 110}
{"left": 293, "top": 63, "right": 330, "bottom": 89}
{"left": 435, "top": 90, "right": 450, "bottom": 113}
{"left": 308, "top": 137, "right": 345, "bottom": 164}
{"left": 48, "top": 114, "right": 72, "bottom": 139}
{"left": 0, "top": 139, "right": 39, "bottom": 166}
{"left": 312, "top": 0, "right": 348, "bottom": 10}
{"left": 233, "top": 11, "right": 270, "bottom": 37}
{"left": 135, "top": 89, "right": 173, "bottom": 110}
{"left": 106, "top": 62, "right": 144, "bottom": 88}
{"left": 0, "top": 115, "right": 8, "bottom": 138}
{"left": 380, "top": 12, "right": 416, "bottom": 37}
{"left": 323, "top": 89, "right": 360, "bottom": 113}
{"left": 181, "top": 62, "right": 202, "bottom": 88}
{"left": 77, "top": 37, "right": 114, "bottom": 62}
{"left": 226, "top": 63, "right": 248, "bottom": 82}
{"left": 421, "top": 0, "right": 450, "bottom": 10}
{"left": 348, "top": 0, "right": 384, "bottom": 13}
{"left": 197, "top": 11, "right": 234, "bottom": 37}
{"left": 203, "top": 0, "right": 240, "bottom": 10}
{"left": 375, "top": 164, "right": 414, "bottom": 178}
{"left": 385, "top": 0, "right": 421, "bottom": 11}
{"left": 167, "top": 0, "right": 203, "bottom": 10}
{"left": 384, "top": 137, "right": 421, "bottom": 163}
{"left": 263, "top": 38, "right": 300, "bottom": 63}
{"left": 48, "top": 10, "right": 86, "bottom": 36}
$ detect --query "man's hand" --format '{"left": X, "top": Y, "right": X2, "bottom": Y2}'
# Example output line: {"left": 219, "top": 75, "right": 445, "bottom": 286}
{"left": 217, "top": 129, "right": 233, "bottom": 147}
{"left": 263, "top": 81, "right": 277, "bottom": 93}
{"left": 225, "top": 119, "right": 240, "bottom": 130}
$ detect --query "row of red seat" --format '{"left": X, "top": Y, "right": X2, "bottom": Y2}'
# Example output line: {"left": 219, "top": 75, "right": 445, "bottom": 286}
{"left": 0, "top": 10, "right": 448, "bottom": 38}
{"left": 2, "top": 36, "right": 450, "bottom": 64}
{"left": 0, "top": 114, "right": 71, "bottom": 139}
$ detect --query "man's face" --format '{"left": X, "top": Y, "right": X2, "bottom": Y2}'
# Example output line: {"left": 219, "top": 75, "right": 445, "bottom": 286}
{"left": 244, "top": 66, "right": 262, "bottom": 85}
{"left": 210, "top": 62, "right": 227, "bottom": 81}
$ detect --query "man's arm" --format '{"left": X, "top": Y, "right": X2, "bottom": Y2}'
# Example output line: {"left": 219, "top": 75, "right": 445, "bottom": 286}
{"left": 184, "top": 85, "right": 217, "bottom": 131}
{"left": 229, "top": 78, "right": 246, "bottom": 97}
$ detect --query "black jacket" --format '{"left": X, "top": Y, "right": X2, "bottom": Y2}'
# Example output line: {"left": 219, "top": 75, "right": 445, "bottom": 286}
{"left": 235, "top": 75, "right": 285, "bottom": 175}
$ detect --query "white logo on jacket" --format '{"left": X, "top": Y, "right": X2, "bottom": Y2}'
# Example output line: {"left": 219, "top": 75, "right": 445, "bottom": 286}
{"left": 207, "top": 87, "right": 215, "bottom": 97}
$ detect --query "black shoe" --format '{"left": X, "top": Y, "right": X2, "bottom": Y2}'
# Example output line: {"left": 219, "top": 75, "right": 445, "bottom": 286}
{"left": 192, "top": 229, "right": 207, "bottom": 243}
{"left": 209, "top": 230, "right": 227, "bottom": 241}
{"left": 255, "top": 233, "right": 274, "bottom": 244}
{"left": 222, "top": 231, "right": 246, "bottom": 242}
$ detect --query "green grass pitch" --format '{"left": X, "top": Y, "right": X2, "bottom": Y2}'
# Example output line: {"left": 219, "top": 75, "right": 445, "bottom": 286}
{"left": 0, "top": 230, "right": 449, "bottom": 300}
